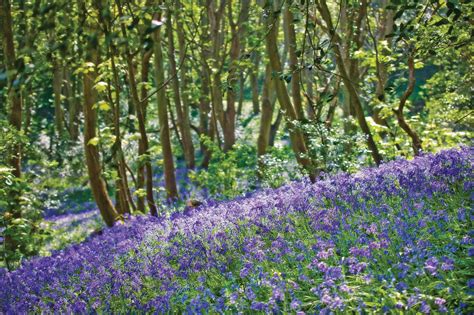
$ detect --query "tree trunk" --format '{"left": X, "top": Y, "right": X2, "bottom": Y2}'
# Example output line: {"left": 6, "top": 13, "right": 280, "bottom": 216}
{"left": 265, "top": 3, "right": 316, "bottom": 181}
{"left": 199, "top": 63, "right": 212, "bottom": 167}
{"left": 24, "top": 93, "right": 31, "bottom": 136}
{"left": 198, "top": 2, "right": 212, "bottom": 165}
{"left": 68, "top": 75, "right": 80, "bottom": 141}
{"left": 83, "top": 46, "right": 119, "bottom": 227}
{"left": 207, "top": 0, "right": 227, "bottom": 150}
{"left": 269, "top": 109, "right": 282, "bottom": 147}
{"left": 225, "top": 0, "right": 250, "bottom": 147}
{"left": 102, "top": 0, "right": 134, "bottom": 214}
{"left": 153, "top": 15, "right": 179, "bottom": 200}
{"left": 109, "top": 52, "right": 132, "bottom": 215}
{"left": 304, "top": 67, "right": 316, "bottom": 120}
{"left": 0, "top": 56, "right": 5, "bottom": 114}
{"left": 317, "top": 0, "right": 383, "bottom": 165}
{"left": 166, "top": 14, "right": 195, "bottom": 169}
{"left": 140, "top": 50, "right": 158, "bottom": 216}
{"left": 394, "top": 55, "right": 422, "bottom": 155}
{"left": 175, "top": 1, "right": 195, "bottom": 165}
{"left": 324, "top": 78, "right": 341, "bottom": 129}
{"left": 257, "top": 64, "right": 274, "bottom": 157}
{"left": 52, "top": 60, "right": 64, "bottom": 139}
{"left": 250, "top": 53, "right": 260, "bottom": 114}
{"left": 370, "top": 7, "right": 401, "bottom": 151}
{"left": 1, "top": 0, "right": 22, "bottom": 179}
{"left": 1, "top": 0, "right": 23, "bottom": 262}
{"left": 284, "top": 5, "right": 304, "bottom": 120}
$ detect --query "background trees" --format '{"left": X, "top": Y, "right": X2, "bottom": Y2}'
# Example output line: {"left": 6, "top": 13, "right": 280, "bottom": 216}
{"left": 1, "top": 0, "right": 472, "bottom": 265}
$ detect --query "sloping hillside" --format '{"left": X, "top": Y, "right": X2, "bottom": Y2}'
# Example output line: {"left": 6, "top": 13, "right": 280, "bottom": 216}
{"left": 1, "top": 147, "right": 472, "bottom": 313}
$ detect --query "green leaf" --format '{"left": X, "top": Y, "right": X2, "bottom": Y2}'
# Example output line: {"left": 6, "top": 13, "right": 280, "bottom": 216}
{"left": 87, "top": 137, "right": 100, "bottom": 146}
{"left": 94, "top": 81, "right": 108, "bottom": 93}
{"left": 95, "top": 100, "right": 111, "bottom": 111}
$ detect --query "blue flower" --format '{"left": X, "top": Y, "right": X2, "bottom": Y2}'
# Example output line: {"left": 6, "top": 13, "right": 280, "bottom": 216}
{"left": 290, "top": 299, "right": 301, "bottom": 310}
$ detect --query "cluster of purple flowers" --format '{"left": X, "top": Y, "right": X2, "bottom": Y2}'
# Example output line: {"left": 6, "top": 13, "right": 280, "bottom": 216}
{"left": 1, "top": 147, "right": 472, "bottom": 313}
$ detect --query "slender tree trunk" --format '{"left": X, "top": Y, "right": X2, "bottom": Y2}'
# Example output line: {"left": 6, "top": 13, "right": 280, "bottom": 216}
{"left": 153, "top": 15, "right": 179, "bottom": 200}
{"left": 223, "top": 0, "right": 239, "bottom": 151}
{"left": 101, "top": 0, "right": 134, "bottom": 214}
{"left": 374, "top": 7, "right": 394, "bottom": 104}
{"left": 62, "top": 68, "right": 72, "bottom": 134}
{"left": 250, "top": 53, "right": 261, "bottom": 114}
{"left": 1, "top": 0, "right": 22, "bottom": 179}
{"left": 140, "top": 50, "right": 158, "bottom": 216}
{"left": 394, "top": 55, "right": 422, "bottom": 155}
{"left": 68, "top": 76, "right": 80, "bottom": 141}
{"left": 109, "top": 52, "right": 132, "bottom": 215}
{"left": 1, "top": 0, "right": 23, "bottom": 261}
{"left": 166, "top": 14, "right": 195, "bottom": 168}
{"left": 370, "top": 7, "right": 401, "bottom": 151}
{"left": 324, "top": 78, "right": 341, "bottom": 129}
{"left": 284, "top": 5, "right": 304, "bottom": 120}
{"left": 199, "top": 63, "right": 212, "bottom": 167}
{"left": 24, "top": 93, "right": 31, "bottom": 136}
{"left": 52, "top": 60, "right": 64, "bottom": 139}
{"left": 198, "top": 3, "right": 212, "bottom": 165}
{"left": 265, "top": 4, "right": 316, "bottom": 181}
{"left": 227, "top": 0, "right": 250, "bottom": 131}
{"left": 207, "top": 0, "right": 227, "bottom": 150}
{"left": 0, "top": 56, "right": 5, "bottom": 114}
{"left": 83, "top": 46, "right": 119, "bottom": 227}
{"left": 317, "top": 0, "right": 383, "bottom": 165}
{"left": 113, "top": 0, "right": 155, "bottom": 213}
{"left": 304, "top": 67, "right": 316, "bottom": 120}
{"left": 269, "top": 109, "right": 282, "bottom": 147}
{"left": 257, "top": 64, "right": 274, "bottom": 157}
{"left": 237, "top": 73, "right": 245, "bottom": 116}
{"left": 175, "top": 1, "right": 195, "bottom": 168}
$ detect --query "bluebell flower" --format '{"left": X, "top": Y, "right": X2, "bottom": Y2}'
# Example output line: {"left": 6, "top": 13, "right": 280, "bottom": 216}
{"left": 290, "top": 299, "right": 301, "bottom": 310}
{"left": 420, "top": 301, "right": 431, "bottom": 314}
{"left": 424, "top": 257, "right": 439, "bottom": 276}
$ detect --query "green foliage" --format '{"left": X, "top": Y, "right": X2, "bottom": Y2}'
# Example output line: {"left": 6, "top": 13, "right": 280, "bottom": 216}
{"left": 0, "top": 121, "right": 50, "bottom": 269}
{"left": 189, "top": 136, "right": 257, "bottom": 199}
{"left": 258, "top": 144, "right": 301, "bottom": 188}
{"left": 302, "top": 121, "right": 370, "bottom": 174}
{"left": 0, "top": 166, "right": 50, "bottom": 270}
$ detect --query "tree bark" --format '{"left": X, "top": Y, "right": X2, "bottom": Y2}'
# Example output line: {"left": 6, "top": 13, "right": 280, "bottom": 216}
{"left": 100, "top": 0, "right": 134, "bottom": 214}
{"left": 257, "top": 64, "right": 274, "bottom": 157}
{"left": 139, "top": 50, "right": 158, "bottom": 216}
{"left": 269, "top": 109, "right": 282, "bottom": 147}
{"left": 265, "top": 4, "right": 316, "bottom": 181}
{"left": 207, "top": 0, "right": 226, "bottom": 150}
{"left": 284, "top": 4, "right": 304, "bottom": 120}
{"left": 68, "top": 75, "right": 80, "bottom": 141}
{"left": 83, "top": 43, "right": 119, "bottom": 227}
{"left": 316, "top": 0, "right": 383, "bottom": 165}
{"left": 109, "top": 52, "right": 132, "bottom": 215}
{"left": 166, "top": 13, "right": 195, "bottom": 169}
{"left": 250, "top": 53, "right": 261, "bottom": 114}
{"left": 198, "top": 0, "right": 219, "bottom": 166}
{"left": 224, "top": 0, "right": 250, "bottom": 151}
{"left": 394, "top": 55, "right": 422, "bottom": 155}
{"left": 153, "top": 12, "right": 179, "bottom": 200}
{"left": 1, "top": 0, "right": 22, "bottom": 179}
{"left": 52, "top": 60, "right": 64, "bottom": 139}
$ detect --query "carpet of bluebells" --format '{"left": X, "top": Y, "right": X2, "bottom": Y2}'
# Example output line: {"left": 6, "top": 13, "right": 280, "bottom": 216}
{"left": 1, "top": 147, "right": 473, "bottom": 313}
